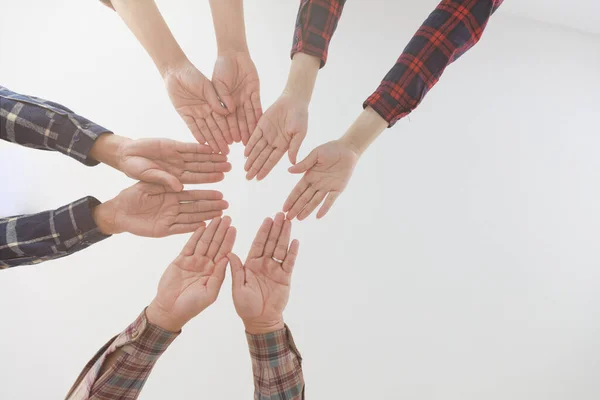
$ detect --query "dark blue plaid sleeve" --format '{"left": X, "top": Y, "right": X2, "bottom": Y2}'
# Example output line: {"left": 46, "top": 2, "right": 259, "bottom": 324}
{"left": 0, "top": 197, "right": 111, "bottom": 269}
{"left": 0, "top": 86, "right": 112, "bottom": 166}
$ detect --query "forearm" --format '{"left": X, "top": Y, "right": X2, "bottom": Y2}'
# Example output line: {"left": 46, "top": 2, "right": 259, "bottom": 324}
{"left": 88, "top": 134, "right": 130, "bottom": 171}
{"left": 365, "top": 0, "right": 504, "bottom": 127}
{"left": 284, "top": 53, "right": 321, "bottom": 104}
{"left": 338, "top": 106, "right": 388, "bottom": 156}
{"left": 66, "top": 308, "right": 179, "bottom": 400}
{"left": 110, "top": 0, "right": 188, "bottom": 77}
{"left": 209, "top": 0, "right": 248, "bottom": 54}
{"left": 246, "top": 324, "right": 305, "bottom": 399}
{"left": 0, "top": 86, "right": 112, "bottom": 165}
{"left": 0, "top": 197, "right": 111, "bottom": 269}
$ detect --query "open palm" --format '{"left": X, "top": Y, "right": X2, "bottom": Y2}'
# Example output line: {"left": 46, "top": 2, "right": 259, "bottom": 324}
{"left": 212, "top": 52, "right": 262, "bottom": 145}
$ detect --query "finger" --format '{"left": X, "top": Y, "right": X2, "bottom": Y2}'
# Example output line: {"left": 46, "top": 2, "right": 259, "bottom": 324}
{"left": 273, "top": 219, "right": 291, "bottom": 261}
{"left": 167, "top": 222, "right": 205, "bottom": 236}
{"left": 181, "top": 171, "right": 225, "bottom": 184}
{"left": 207, "top": 257, "right": 229, "bottom": 295}
{"left": 176, "top": 142, "right": 216, "bottom": 155}
{"left": 184, "top": 161, "right": 232, "bottom": 173}
{"left": 206, "top": 216, "right": 232, "bottom": 259}
{"left": 183, "top": 116, "right": 208, "bottom": 145}
{"left": 243, "top": 101, "right": 258, "bottom": 141}
{"left": 244, "top": 125, "right": 263, "bottom": 158}
{"left": 288, "top": 133, "right": 305, "bottom": 165}
{"left": 247, "top": 218, "right": 273, "bottom": 261}
{"left": 228, "top": 253, "right": 245, "bottom": 289}
{"left": 212, "top": 82, "right": 235, "bottom": 114}
{"left": 237, "top": 107, "right": 250, "bottom": 146}
{"left": 244, "top": 138, "right": 267, "bottom": 172}
{"left": 197, "top": 118, "right": 221, "bottom": 154}
{"left": 256, "top": 147, "right": 286, "bottom": 181}
{"left": 264, "top": 212, "right": 285, "bottom": 257}
{"left": 251, "top": 92, "right": 263, "bottom": 127}
{"left": 213, "top": 112, "right": 233, "bottom": 145}
{"left": 195, "top": 217, "right": 222, "bottom": 255}
{"left": 206, "top": 114, "right": 230, "bottom": 155}
{"left": 181, "top": 226, "right": 207, "bottom": 256}
{"left": 205, "top": 83, "right": 229, "bottom": 116}
{"left": 182, "top": 152, "right": 228, "bottom": 163}
{"left": 282, "top": 239, "right": 300, "bottom": 273}
{"left": 283, "top": 179, "right": 309, "bottom": 213}
{"left": 227, "top": 112, "right": 241, "bottom": 143}
{"left": 317, "top": 192, "right": 341, "bottom": 219}
{"left": 297, "top": 191, "right": 327, "bottom": 221}
{"left": 139, "top": 169, "right": 183, "bottom": 192}
{"left": 176, "top": 190, "right": 223, "bottom": 202}
{"left": 216, "top": 226, "right": 236, "bottom": 261}
{"left": 179, "top": 200, "right": 229, "bottom": 214}
{"left": 286, "top": 186, "right": 316, "bottom": 221}
{"left": 288, "top": 148, "right": 318, "bottom": 174}
{"left": 246, "top": 146, "right": 275, "bottom": 181}
{"left": 175, "top": 211, "right": 223, "bottom": 224}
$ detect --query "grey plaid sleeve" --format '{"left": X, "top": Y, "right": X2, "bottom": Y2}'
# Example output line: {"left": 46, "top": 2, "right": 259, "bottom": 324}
{"left": 0, "top": 197, "right": 111, "bottom": 269}
{"left": 0, "top": 86, "right": 112, "bottom": 166}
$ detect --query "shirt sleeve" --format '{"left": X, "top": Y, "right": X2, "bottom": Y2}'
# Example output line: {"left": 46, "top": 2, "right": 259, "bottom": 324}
{"left": 291, "top": 0, "right": 347, "bottom": 68}
{"left": 246, "top": 325, "right": 305, "bottom": 399}
{"left": 364, "top": 0, "right": 504, "bottom": 127}
{"left": 65, "top": 309, "right": 179, "bottom": 400}
{"left": 0, "top": 197, "right": 110, "bottom": 269}
{"left": 0, "top": 86, "right": 112, "bottom": 166}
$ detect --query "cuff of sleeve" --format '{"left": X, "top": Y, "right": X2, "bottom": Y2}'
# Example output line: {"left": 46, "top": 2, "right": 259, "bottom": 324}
{"left": 61, "top": 113, "right": 113, "bottom": 166}
{"left": 65, "top": 196, "right": 112, "bottom": 250}
{"left": 246, "top": 324, "right": 302, "bottom": 368}
{"left": 291, "top": 47, "right": 327, "bottom": 69}
{"left": 364, "top": 91, "right": 412, "bottom": 128}
{"left": 115, "top": 309, "right": 180, "bottom": 362}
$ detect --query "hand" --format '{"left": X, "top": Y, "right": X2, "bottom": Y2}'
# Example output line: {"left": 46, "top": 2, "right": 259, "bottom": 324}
{"left": 243, "top": 93, "right": 308, "bottom": 181}
{"left": 147, "top": 217, "right": 236, "bottom": 331}
{"left": 164, "top": 60, "right": 231, "bottom": 154}
{"left": 94, "top": 182, "right": 228, "bottom": 237}
{"left": 212, "top": 51, "right": 262, "bottom": 146}
{"left": 228, "top": 213, "right": 300, "bottom": 334}
{"left": 283, "top": 140, "right": 359, "bottom": 220}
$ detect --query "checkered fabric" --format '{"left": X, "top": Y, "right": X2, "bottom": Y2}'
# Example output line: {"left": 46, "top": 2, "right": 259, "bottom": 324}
{"left": 0, "top": 86, "right": 112, "bottom": 268}
{"left": 291, "top": 0, "right": 503, "bottom": 126}
{"left": 66, "top": 313, "right": 304, "bottom": 400}
{"left": 247, "top": 325, "right": 305, "bottom": 399}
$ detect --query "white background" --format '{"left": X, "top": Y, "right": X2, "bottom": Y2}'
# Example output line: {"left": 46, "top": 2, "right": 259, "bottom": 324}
{"left": 1, "top": 1, "right": 600, "bottom": 399}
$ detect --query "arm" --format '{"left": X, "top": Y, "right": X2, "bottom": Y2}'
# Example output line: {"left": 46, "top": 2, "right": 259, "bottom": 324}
{"left": 229, "top": 213, "right": 304, "bottom": 399}
{"left": 209, "top": 0, "right": 262, "bottom": 146}
{"left": 1, "top": 183, "right": 228, "bottom": 269}
{"left": 243, "top": 0, "right": 347, "bottom": 181}
{"left": 284, "top": 0, "right": 504, "bottom": 220}
{"left": 66, "top": 218, "right": 236, "bottom": 400}
{"left": 103, "top": 0, "right": 230, "bottom": 154}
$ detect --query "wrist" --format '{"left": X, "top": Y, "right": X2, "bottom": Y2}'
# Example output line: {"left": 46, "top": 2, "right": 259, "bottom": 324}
{"left": 243, "top": 317, "right": 285, "bottom": 335}
{"left": 339, "top": 106, "right": 388, "bottom": 156}
{"left": 284, "top": 53, "right": 320, "bottom": 104}
{"left": 92, "top": 201, "right": 120, "bottom": 235}
{"left": 146, "top": 300, "right": 184, "bottom": 333}
{"left": 89, "top": 134, "right": 130, "bottom": 171}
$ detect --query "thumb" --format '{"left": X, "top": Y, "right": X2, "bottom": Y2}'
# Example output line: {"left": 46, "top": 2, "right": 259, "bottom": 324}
{"left": 288, "top": 133, "right": 305, "bottom": 165}
{"left": 288, "top": 148, "right": 318, "bottom": 174}
{"left": 139, "top": 169, "right": 183, "bottom": 192}
{"left": 212, "top": 80, "right": 235, "bottom": 114}
{"left": 227, "top": 253, "right": 244, "bottom": 289}
{"left": 205, "top": 82, "right": 230, "bottom": 116}
{"left": 207, "top": 257, "right": 229, "bottom": 294}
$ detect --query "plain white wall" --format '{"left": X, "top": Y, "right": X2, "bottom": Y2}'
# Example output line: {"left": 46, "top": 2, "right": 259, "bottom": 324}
{"left": 1, "top": 1, "right": 600, "bottom": 399}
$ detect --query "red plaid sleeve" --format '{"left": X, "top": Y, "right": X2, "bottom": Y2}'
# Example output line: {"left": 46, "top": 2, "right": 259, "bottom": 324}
{"left": 291, "top": 0, "right": 347, "bottom": 68}
{"left": 246, "top": 325, "right": 304, "bottom": 399}
{"left": 65, "top": 309, "right": 179, "bottom": 400}
{"left": 364, "top": 0, "right": 504, "bottom": 127}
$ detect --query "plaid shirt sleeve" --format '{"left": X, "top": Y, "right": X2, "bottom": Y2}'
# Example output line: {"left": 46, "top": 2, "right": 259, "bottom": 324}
{"left": 0, "top": 86, "right": 112, "bottom": 166}
{"left": 0, "top": 197, "right": 110, "bottom": 269}
{"left": 364, "top": 0, "right": 504, "bottom": 127}
{"left": 291, "top": 0, "right": 347, "bottom": 68}
{"left": 247, "top": 325, "right": 305, "bottom": 399}
{"left": 66, "top": 309, "right": 179, "bottom": 400}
